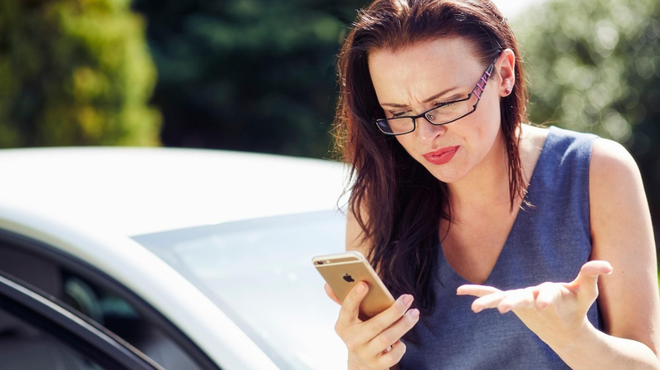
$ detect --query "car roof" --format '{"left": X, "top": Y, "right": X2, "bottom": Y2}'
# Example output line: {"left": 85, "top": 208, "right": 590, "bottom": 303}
{"left": 0, "top": 147, "right": 348, "bottom": 236}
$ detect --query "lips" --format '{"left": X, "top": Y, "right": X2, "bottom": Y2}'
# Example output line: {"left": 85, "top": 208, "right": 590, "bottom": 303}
{"left": 423, "top": 146, "right": 459, "bottom": 165}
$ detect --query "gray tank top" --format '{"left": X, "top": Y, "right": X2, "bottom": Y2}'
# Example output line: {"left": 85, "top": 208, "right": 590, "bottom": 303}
{"left": 400, "top": 126, "right": 601, "bottom": 369}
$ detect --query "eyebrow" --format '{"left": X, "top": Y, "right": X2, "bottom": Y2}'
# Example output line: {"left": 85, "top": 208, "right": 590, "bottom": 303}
{"left": 380, "top": 86, "right": 461, "bottom": 108}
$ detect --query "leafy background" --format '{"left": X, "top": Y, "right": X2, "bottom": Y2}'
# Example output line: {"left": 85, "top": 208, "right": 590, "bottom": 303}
{"left": 0, "top": 0, "right": 160, "bottom": 146}
{"left": 513, "top": 0, "right": 660, "bottom": 247}
{"left": 1, "top": 0, "right": 659, "bottom": 252}
{"left": 130, "top": 0, "right": 364, "bottom": 158}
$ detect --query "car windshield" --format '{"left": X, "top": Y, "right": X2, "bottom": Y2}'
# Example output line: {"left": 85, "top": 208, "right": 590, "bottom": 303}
{"left": 133, "top": 210, "right": 347, "bottom": 370}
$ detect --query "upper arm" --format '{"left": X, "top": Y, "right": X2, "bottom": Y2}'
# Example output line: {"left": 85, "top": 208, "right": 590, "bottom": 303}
{"left": 589, "top": 138, "right": 660, "bottom": 355}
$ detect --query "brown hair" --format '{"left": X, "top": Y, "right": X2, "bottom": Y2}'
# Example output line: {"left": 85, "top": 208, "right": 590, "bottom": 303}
{"left": 333, "top": 0, "right": 528, "bottom": 315}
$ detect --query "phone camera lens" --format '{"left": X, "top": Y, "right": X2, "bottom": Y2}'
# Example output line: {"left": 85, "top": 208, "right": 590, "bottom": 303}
{"left": 317, "top": 261, "right": 324, "bottom": 265}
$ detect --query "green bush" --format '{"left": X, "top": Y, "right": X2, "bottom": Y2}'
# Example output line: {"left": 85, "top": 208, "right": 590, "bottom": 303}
{"left": 515, "top": 0, "right": 660, "bottom": 247}
{"left": 0, "top": 0, "right": 160, "bottom": 147}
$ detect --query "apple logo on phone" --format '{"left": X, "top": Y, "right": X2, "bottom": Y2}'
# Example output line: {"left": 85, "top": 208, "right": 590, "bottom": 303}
{"left": 343, "top": 273, "right": 355, "bottom": 283}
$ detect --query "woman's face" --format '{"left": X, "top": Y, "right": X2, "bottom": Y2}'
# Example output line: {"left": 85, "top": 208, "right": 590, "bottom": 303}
{"left": 368, "top": 37, "right": 511, "bottom": 185}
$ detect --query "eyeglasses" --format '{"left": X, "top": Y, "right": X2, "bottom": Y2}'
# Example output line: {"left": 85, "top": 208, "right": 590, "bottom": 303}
{"left": 374, "top": 57, "right": 498, "bottom": 136}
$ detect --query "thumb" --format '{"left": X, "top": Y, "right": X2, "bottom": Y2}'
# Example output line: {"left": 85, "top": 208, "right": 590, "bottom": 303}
{"left": 571, "top": 260, "right": 613, "bottom": 296}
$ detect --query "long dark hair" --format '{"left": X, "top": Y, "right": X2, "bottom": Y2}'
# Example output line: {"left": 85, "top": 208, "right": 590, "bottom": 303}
{"left": 333, "top": 0, "right": 528, "bottom": 315}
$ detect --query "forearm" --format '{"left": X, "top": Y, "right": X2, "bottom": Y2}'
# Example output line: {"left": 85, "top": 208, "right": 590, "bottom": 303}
{"left": 548, "top": 321, "right": 660, "bottom": 370}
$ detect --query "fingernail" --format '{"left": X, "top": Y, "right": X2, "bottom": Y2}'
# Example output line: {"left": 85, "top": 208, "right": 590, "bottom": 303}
{"left": 408, "top": 308, "right": 419, "bottom": 319}
{"left": 356, "top": 283, "right": 365, "bottom": 294}
{"left": 402, "top": 294, "right": 413, "bottom": 306}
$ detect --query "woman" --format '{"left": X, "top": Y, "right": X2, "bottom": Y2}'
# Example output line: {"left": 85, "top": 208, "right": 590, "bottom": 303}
{"left": 325, "top": 0, "right": 660, "bottom": 369}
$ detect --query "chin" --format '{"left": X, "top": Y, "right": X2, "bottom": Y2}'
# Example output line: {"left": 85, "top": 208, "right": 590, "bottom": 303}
{"left": 424, "top": 163, "right": 467, "bottom": 184}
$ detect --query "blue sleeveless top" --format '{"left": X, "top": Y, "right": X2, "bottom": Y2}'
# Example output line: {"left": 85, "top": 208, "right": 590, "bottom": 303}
{"left": 400, "top": 126, "right": 601, "bottom": 369}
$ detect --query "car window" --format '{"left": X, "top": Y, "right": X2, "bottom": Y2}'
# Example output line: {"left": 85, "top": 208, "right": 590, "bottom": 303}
{"left": 0, "top": 272, "right": 162, "bottom": 370}
{"left": 0, "top": 233, "right": 217, "bottom": 370}
{"left": 0, "top": 304, "right": 109, "bottom": 370}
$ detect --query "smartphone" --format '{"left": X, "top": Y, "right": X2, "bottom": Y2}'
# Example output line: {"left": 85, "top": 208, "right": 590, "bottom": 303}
{"left": 313, "top": 251, "right": 395, "bottom": 319}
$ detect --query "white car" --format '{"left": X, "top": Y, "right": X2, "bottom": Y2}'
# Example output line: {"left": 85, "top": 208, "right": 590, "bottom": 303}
{"left": 0, "top": 147, "right": 349, "bottom": 370}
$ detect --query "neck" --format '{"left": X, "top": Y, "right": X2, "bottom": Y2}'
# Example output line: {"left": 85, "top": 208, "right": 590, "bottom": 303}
{"left": 446, "top": 130, "right": 513, "bottom": 215}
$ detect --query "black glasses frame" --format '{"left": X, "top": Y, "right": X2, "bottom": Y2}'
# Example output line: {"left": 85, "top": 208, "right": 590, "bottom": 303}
{"left": 375, "top": 56, "right": 499, "bottom": 136}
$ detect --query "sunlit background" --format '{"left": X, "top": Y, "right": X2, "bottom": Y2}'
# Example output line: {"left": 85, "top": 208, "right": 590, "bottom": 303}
{"left": 1, "top": 0, "right": 659, "bottom": 251}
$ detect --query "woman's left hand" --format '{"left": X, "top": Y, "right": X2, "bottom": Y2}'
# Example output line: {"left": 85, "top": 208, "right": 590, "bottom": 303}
{"left": 456, "top": 260, "right": 613, "bottom": 348}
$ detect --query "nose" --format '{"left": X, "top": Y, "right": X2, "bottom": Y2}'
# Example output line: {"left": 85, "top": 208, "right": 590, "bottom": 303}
{"left": 415, "top": 116, "right": 446, "bottom": 144}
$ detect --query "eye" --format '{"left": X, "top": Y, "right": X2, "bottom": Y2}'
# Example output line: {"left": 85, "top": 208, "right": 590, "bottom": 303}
{"left": 433, "top": 95, "right": 465, "bottom": 109}
{"left": 389, "top": 110, "right": 408, "bottom": 118}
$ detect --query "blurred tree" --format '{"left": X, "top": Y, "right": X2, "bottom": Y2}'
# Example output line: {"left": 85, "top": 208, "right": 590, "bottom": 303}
{"left": 514, "top": 0, "right": 660, "bottom": 247}
{"left": 131, "top": 0, "right": 366, "bottom": 158}
{"left": 0, "top": 0, "right": 160, "bottom": 147}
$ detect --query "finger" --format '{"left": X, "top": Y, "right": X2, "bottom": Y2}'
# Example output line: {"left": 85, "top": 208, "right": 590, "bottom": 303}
{"left": 324, "top": 283, "right": 341, "bottom": 305}
{"left": 535, "top": 282, "right": 562, "bottom": 309}
{"left": 363, "top": 294, "right": 415, "bottom": 335}
{"left": 368, "top": 309, "right": 418, "bottom": 359}
{"left": 338, "top": 282, "right": 369, "bottom": 324}
{"left": 470, "top": 290, "right": 509, "bottom": 313}
{"left": 375, "top": 339, "right": 407, "bottom": 369}
{"left": 570, "top": 260, "right": 613, "bottom": 291}
{"left": 338, "top": 288, "right": 412, "bottom": 355}
{"left": 570, "top": 260, "right": 613, "bottom": 304}
{"left": 380, "top": 339, "right": 401, "bottom": 355}
{"left": 456, "top": 284, "right": 501, "bottom": 297}
{"left": 497, "top": 288, "right": 536, "bottom": 313}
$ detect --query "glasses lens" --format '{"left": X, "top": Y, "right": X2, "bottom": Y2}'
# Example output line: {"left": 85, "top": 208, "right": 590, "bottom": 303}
{"left": 425, "top": 96, "right": 475, "bottom": 124}
{"left": 377, "top": 117, "right": 413, "bottom": 135}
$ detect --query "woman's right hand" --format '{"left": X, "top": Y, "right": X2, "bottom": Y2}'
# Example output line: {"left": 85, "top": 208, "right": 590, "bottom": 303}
{"left": 325, "top": 282, "right": 420, "bottom": 370}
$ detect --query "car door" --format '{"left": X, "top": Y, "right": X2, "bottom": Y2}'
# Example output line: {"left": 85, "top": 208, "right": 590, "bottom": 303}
{"left": 0, "top": 229, "right": 220, "bottom": 370}
{"left": 0, "top": 271, "right": 163, "bottom": 370}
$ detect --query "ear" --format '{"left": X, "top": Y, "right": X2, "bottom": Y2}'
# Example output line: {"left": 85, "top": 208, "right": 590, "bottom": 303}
{"left": 496, "top": 49, "right": 516, "bottom": 97}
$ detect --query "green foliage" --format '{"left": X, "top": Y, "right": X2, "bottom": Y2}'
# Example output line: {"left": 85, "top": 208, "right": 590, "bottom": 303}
{"left": 132, "top": 0, "right": 366, "bottom": 158}
{"left": 0, "top": 0, "right": 160, "bottom": 147}
{"left": 514, "top": 0, "right": 660, "bottom": 243}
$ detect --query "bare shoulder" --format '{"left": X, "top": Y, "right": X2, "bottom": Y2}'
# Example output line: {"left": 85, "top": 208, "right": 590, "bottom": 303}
{"left": 590, "top": 138, "right": 641, "bottom": 183}
{"left": 518, "top": 124, "right": 550, "bottom": 181}
{"left": 519, "top": 124, "right": 549, "bottom": 152}
{"left": 589, "top": 137, "right": 659, "bottom": 347}
{"left": 588, "top": 138, "right": 649, "bottom": 228}
{"left": 589, "top": 137, "right": 650, "bottom": 249}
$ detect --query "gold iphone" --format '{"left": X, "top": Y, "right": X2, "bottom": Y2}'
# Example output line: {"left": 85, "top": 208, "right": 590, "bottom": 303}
{"left": 313, "top": 251, "right": 395, "bottom": 319}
